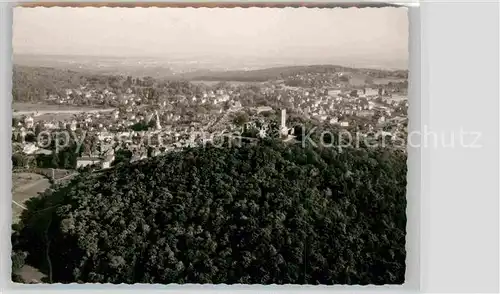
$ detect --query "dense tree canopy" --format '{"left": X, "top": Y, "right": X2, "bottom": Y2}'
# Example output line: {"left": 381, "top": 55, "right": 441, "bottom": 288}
{"left": 13, "top": 138, "right": 407, "bottom": 285}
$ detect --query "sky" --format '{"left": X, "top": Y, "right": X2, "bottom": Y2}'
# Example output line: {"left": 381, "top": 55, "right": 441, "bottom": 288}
{"left": 13, "top": 7, "right": 408, "bottom": 69}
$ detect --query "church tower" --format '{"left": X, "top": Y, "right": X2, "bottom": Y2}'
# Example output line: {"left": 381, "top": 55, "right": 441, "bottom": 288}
{"left": 155, "top": 110, "right": 162, "bottom": 130}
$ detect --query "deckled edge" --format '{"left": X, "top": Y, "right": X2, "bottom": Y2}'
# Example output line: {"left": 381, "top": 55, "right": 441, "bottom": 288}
{"left": 7, "top": 0, "right": 415, "bottom": 288}
{"left": 15, "top": 1, "right": 416, "bottom": 9}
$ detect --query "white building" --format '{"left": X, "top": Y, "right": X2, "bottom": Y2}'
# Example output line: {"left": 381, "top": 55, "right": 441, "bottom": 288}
{"left": 327, "top": 89, "right": 341, "bottom": 96}
{"left": 101, "top": 154, "right": 114, "bottom": 169}
{"left": 76, "top": 157, "right": 102, "bottom": 169}
{"left": 43, "top": 122, "right": 57, "bottom": 129}
{"left": 24, "top": 116, "right": 34, "bottom": 128}
{"left": 35, "top": 148, "right": 53, "bottom": 156}
{"left": 22, "top": 143, "right": 38, "bottom": 155}
{"left": 98, "top": 132, "right": 113, "bottom": 141}
{"left": 233, "top": 101, "right": 242, "bottom": 109}
{"left": 130, "top": 153, "right": 147, "bottom": 163}
{"left": 152, "top": 148, "right": 161, "bottom": 157}
{"left": 365, "top": 88, "right": 379, "bottom": 97}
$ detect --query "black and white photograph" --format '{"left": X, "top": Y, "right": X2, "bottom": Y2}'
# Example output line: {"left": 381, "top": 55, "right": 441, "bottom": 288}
{"left": 10, "top": 6, "right": 409, "bottom": 285}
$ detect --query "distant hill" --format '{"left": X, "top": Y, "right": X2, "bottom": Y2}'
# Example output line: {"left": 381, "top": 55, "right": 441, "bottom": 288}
{"left": 14, "top": 54, "right": 407, "bottom": 82}
{"left": 181, "top": 65, "right": 407, "bottom": 83}
{"left": 13, "top": 54, "right": 175, "bottom": 78}
{"left": 179, "top": 65, "right": 346, "bottom": 82}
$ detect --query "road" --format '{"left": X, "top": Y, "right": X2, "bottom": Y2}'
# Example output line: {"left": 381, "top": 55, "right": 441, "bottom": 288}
{"left": 54, "top": 172, "right": 79, "bottom": 184}
{"left": 13, "top": 108, "right": 115, "bottom": 117}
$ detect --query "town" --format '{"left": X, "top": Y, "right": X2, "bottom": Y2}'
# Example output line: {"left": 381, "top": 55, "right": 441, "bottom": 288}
{"left": 12, "top": 68, "right": 408, "bottom": 173}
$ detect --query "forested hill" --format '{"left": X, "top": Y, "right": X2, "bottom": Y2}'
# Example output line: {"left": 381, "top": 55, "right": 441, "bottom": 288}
{"left": 179, "top": 65, "right": 348, "bottom": 81}
{"left": 181, "top": 65, "right": 408, "bottom": 82}
{"left": 12, "top": 138, "right": 407, "bottom": 285}
{"left": 13, "top": 63, "right": 408, "bottom": 85}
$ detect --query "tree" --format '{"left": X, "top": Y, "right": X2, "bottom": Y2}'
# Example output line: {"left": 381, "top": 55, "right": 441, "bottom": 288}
{"left": 61, "top": 151, "right": 71, "bottom": 169}
{"left": 131, "top": 122, "right": 149, "bottom": 132}
{"left": 12, "top": 154, "right": 27, "bottom": 168}
{"left": 113, "top": 149, "right": 132, "bottom": 166}
{"left": 11, "top": 244, "right": 27, "bottom": 283}
{"left": 232, "top": 112, "right": 249, "bottom": 126}
{"left": 50, "top": 152, "right": 59, "bottom": 168}
{"left": 148, "top": 119, "right": 157, "bottom": 129}
{"left": 339, "top": 75, "right": 350, "bottom": 82}
{"left": 35, "top": 124, "right": 43, "bottom": 137}
{"left": 12, "top": 117, "right": 20, "bottom": 127}
{"left": 24, "top": 132, "right": 36, "bottom": 143}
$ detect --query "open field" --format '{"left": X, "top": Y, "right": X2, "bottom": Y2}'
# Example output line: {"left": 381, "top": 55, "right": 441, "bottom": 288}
{"left": 12, "top": 102, "right": 115, "bottom": 117}
{"left": 348, "top": 74, "right": 369, "bottom": 86}
{"left": 32, "top": 113, "right": 74, "bottom": 122}
{"left": 372, "top": 77, "right": 407, "bottom": 85}
{"left": 190, "top": 80, "right": 264, "bottom": 87}
{"left": 11, "top": 173, "right": 51, "bottom": 223}
{"left": 12, "top": 102, "right": 99, "bottom": 112}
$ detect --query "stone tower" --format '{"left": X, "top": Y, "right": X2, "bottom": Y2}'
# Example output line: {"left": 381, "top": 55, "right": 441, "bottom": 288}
{"left": 155, "top": 110, "right": 162, "bottom": 130}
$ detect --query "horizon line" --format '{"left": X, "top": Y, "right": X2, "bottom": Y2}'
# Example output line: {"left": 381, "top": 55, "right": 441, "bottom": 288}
{"left": 13, "top": 53, "right": 408, "bottom": 72}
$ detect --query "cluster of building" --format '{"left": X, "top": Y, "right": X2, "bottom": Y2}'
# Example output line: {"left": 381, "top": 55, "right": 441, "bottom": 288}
{"left": 46, "top": 86, "right": 123, "bottom": 107}
{"left": 272, "top": 83, "right": 408, "bottom": 133}
{"left": 283, "top": 71, "right": 360, "bottom": 87}
{"left": 12, "top": 72, "right": 408, "bottom": 171}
